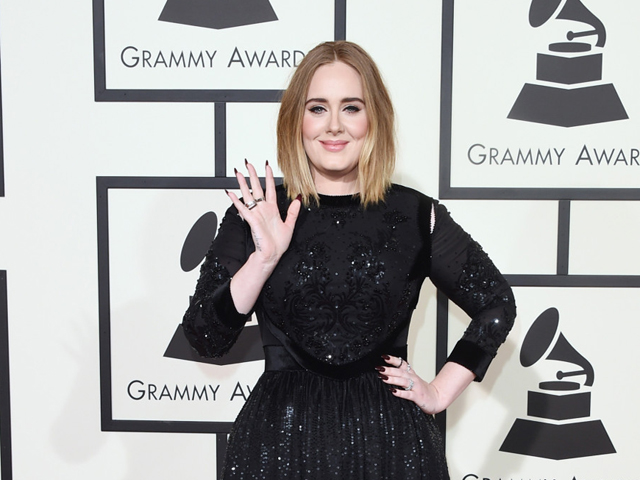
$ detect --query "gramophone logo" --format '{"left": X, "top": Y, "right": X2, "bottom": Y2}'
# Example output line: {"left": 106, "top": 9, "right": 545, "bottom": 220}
{"left": 508, "top": 0, "right": 628, "bottom": 127}
{"left": 159, "top": 0, "right": 278, "bottom": 30}
{"left": 163, "top": 211, "right": 264, "bottom": 366}
{"left": 500, "top": 307, "right": 616, "bottom": 460}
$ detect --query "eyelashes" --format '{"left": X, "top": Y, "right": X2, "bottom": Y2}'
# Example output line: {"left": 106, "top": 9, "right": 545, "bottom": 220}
{"left": 307, "top": 104, "right": 362, "bottom": 114}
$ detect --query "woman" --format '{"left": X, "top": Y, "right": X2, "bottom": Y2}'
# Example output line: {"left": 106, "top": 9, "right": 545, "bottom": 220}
{"left": 183, "top": 41, "right": 516, "bottom": 479}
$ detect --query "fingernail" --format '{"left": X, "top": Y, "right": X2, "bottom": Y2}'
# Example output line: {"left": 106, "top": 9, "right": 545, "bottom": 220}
{"left": 244, "top": 158, "right": 248, "bottom": 166}
{"left": 378, "top": 373, "right": 388, "bottom": 380}
{"left": 388, "top": 387, "right": 397, "bottom": 393}
{"left": 374, "top": 366, "right": 385, "bottom": 372}
{"left": 266, "top": 160, "right": 270, "bottom": 167}
{"left": 381, "top": 355, "right": 390, "bottom": 360}
{"left": 295, "top": 194, "right": 302, "bottom": 202}
{"left": 234, "top": 167, "right": 238, "bottom": 175}
{"left": 225, "top": 189, "right": 229, "bottom": 195}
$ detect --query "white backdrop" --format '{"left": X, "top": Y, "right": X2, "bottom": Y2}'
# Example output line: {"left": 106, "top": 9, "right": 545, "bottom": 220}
{"left": 0, "top": 0, "right": 638, "bottom": 478}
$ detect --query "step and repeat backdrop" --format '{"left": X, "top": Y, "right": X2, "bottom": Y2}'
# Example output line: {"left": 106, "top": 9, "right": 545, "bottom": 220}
{"left": 0, "top": 0, "right": 638, "bottom": 478}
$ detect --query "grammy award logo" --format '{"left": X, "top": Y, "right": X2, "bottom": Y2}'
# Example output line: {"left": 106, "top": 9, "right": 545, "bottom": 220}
{"left": 159, "top": 0, "right": 278, "bottom": 30}
{"left": 163, "top": 211, "right": 264, "bottom": 366}
{"left": 508, "top": 0, "right": 628, "bottom": 127}
{"left": 500, "top": 307, "right": 616, "bottom": 460}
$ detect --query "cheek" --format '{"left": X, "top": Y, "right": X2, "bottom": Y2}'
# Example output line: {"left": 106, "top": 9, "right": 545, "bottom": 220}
{"left": 349, "top": 116, "right": 369, "bottom": 140}
{"left": 302, "top": 115, "right": 320, "bottom": 140}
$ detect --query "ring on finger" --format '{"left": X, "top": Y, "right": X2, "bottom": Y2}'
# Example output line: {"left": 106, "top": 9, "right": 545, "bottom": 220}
{"left": 404, "top": 379, "right": 414, "bottom": 391}
{"left": 398, "top": 358, "right": 404, "bottom": 368}
{"left": 255, "top": 197, "right": 265, "bottom": 203}
{"left": 245, "top": 200, "right": 257, "bottom": 210}
{"left": 406, "top": 363, "right": 412, "bottom": 373}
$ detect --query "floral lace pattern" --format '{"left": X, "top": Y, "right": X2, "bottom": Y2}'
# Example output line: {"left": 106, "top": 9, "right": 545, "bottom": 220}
{"left": 456, "top": 241, "right": 515, "bottom": 354}
{"left": 261, "top": 197, "right": 420, "bottom": 366}
{"left": 183, "top": 184, "right": 516, "bottom": 378}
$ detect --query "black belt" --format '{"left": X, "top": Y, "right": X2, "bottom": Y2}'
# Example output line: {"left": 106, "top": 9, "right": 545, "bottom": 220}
{"left": 264, "top": 344, "right": 408, "bottom": 379}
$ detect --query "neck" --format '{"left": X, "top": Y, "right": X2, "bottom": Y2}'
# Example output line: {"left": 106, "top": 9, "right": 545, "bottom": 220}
{"left": 312, "top": 171, "right": 359, "bottom": 196}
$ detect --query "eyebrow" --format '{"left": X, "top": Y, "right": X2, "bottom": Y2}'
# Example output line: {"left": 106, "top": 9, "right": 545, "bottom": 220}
{"left": 305, "top": 97, "right": 365, "bottom": 105}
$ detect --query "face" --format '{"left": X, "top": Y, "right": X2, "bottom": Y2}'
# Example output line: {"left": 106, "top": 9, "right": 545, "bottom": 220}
{"left": 302, "top": 61, "right": 369, "bottom": 194}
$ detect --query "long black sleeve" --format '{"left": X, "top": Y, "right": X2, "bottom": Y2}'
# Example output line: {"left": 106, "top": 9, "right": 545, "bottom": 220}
{"left": 182, "top": 204, "right": 253, "bottom": 357}
{"left": 429, "top": 201, "right": 516, "bottom": 381}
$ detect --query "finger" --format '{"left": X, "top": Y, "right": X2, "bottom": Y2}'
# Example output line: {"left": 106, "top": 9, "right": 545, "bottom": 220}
{"left": 382, "top": 355, "right": 404, "bottom": 369}
{"left": 234, "top": 167, "right": 254, "bottom": 207}
{"left": 379, "top": 367, "right": 405, "bottom": 382}
{"left": 225, "top": 189, "right": 246, "bottom": 221}
{"left": 264, "top": 161, "right": 276, "bottom": 202}
{"left": 381, "top": 368, "right": 417, "bottom": 391}
{"left": 379, "top": 371, "right": 415, "bottom": 394}
{"left": 245, "top": 159, "right": 265, "bottom": 201}
{"left": 284, "top": 195, "right": 302, "bottom": 230}
{"left": 387, "top": 387, "right": 413, "bottom": 403}
{"left": 379, "top": 369, "right": 412, "bottom": 391}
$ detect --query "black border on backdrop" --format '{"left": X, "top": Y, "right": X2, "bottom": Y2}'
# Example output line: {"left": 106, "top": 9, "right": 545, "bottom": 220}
{"left": 98, "top": 176, "right": 259, "bottom": 433}
{"left": 0, "top": 271, "right": 12, "bottom": 479}
{"left": 439, "top": 0, "right": 640, "bottom": 201}
{"left": 92, "top": 0, "right": 347, "bottom": 103}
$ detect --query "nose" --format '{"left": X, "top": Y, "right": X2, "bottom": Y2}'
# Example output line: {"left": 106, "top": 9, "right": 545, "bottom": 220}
{"left": 327, "top": 110, "right": 343, "bottom": 134}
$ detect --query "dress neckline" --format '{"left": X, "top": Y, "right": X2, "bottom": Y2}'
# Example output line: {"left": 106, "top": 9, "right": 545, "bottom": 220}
{"left": 317, "top": 192, "right": 361, "bottom": 208}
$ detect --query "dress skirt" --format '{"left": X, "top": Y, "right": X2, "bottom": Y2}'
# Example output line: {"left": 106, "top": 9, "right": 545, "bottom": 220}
{"left": 221, "top": 369, "right": 450, "bottom": 479}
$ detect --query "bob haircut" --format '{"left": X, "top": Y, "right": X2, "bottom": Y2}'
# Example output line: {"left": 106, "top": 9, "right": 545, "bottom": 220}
{"left": 277, "top": 41, "right": 395, "bottom": 207}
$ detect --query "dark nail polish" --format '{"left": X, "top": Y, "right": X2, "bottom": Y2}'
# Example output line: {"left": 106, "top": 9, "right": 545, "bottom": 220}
{"left": 234, "top": 167, "right": 238, "bottom": 175}
{"left": 374, "top": 366, "right": 385, "bottom": 372}
{"left": 388, "top": 387, "right": 397, "bottom": 393}
{"left": 381, "top": 355, "right": 390, "bottom": 360}
{"left": 266, "top": 160, "right": 270, "bottom": 166}
{"left": 244, "top": 158, "right": 248, "bottom": 166}
{"left": 295, "top": 194, "right": 302, "bottom": 202}
{"left": 224, "top": 189, "right": 229, "bottom": 195}
{"left": 378, "top": 373, "right": 388, "bottom": 380}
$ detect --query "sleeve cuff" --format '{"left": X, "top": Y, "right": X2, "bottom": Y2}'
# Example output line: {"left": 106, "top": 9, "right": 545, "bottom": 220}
{"left": 446, "top": 339, "right": 494, "bottom": 382}
{"left": 212, "top": 279, "right": 251, "bottom": 328}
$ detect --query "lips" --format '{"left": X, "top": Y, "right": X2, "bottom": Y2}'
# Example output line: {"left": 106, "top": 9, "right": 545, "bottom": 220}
{"left": 320, "top": 140, "right": 348, "bottom": 152}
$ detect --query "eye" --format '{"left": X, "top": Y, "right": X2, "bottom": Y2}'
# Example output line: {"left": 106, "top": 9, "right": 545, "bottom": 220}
{"left": 344, "top": 105, "right": 361, "bottom": 113}
{"left": 308, "top": 105, "right": 326, "bottom": 114}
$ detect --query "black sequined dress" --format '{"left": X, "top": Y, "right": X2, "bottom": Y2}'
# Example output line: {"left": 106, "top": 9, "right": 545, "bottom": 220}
{"left": 183, "top": 184, "right": 516, "bottom": 479}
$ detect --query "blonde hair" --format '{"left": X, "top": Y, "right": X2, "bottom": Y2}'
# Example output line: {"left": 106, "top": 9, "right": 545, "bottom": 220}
{"left": 277, "top": 41, "right": 395, "bottom": 207}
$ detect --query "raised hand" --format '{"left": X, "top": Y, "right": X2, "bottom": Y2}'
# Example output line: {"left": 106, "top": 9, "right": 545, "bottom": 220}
{"left": 226, "top": 159, "right": 301, "bottom": 269}
{"left": 226, "top": 160, "right": 302, "bottom": 315}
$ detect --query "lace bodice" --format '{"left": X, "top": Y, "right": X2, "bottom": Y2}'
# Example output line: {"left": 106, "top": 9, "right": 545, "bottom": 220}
{"left": 183, "top": 184, "right": 516, "bottom": 380}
